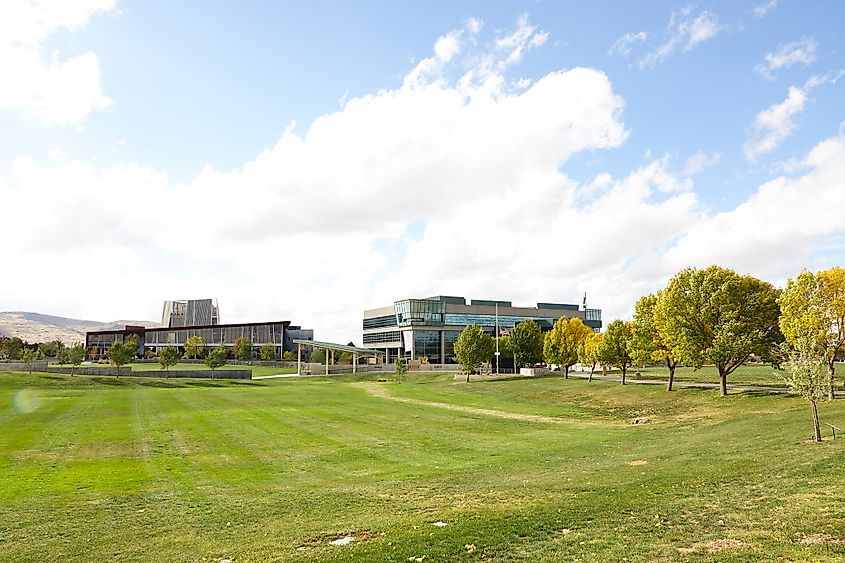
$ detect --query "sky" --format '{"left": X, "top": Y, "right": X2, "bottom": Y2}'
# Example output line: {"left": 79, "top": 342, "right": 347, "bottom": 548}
{"left": 1, "top": 0, "right": 844, "bottom": 343}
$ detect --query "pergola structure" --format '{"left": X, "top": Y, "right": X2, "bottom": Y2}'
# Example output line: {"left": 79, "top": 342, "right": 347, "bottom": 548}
{"left": 293, "top": 339, "right": 384, "bottom": 375}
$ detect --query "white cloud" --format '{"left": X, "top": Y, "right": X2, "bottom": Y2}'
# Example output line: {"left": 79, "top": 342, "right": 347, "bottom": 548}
{"left": 608, "top": 32, "right": 648, "bottom": 58}
{"left": 666, "top": 133, "right": 845, "bottom": 279}
{"left": 753, "top": 0, "right": 778, "bottom": 18}
{"left": 756, "top": 37, "right": 818, "bottom": 80}
{"left": 683, "top": 151, "right": 721, "bottom": 175}
{"left": 2, "top": 15, "right": 844, "bottom": 343}
{"left": 0, "top": 0, "right": 114, "bottom": 125}
{"left": 744, "top": 72, "right": 844, "bottom": 161}
{"left": 465, "top": 17, "right": 483, "bottom": 35}
{"left": 639, "top": 7, "right": 723, "bottom": 68}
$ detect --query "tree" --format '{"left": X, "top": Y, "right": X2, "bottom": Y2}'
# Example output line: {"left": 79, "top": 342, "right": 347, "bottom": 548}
{"left": 282, "top": 350, "right": 295, "bottom": 361}
{"left": 578, "top": 332, "right": 602, "bottom": 381}
{"left": 395, "top": 355, "right": 407, "bottom": 383}
{"left": 656, "top": 266, "right": 782, "bottom": 396}
{"left": 66, "top": 343, "right": 86, "bottom": 376}
{"left": 1, "top": 337, "right": 25, "bottom": 360}
{"left": 511, "top": 319, "right": 544, "bottom": 369}
{"left": 497, "top": 335, "right": 514, "bottom": 373}
{"left": 543, "top": 317, "right": 592, "bottom": 378}
{"left": 311, "top": 348, "right": 326, "bottom": 364}
{"left": 454, "top": 325, "right": 495, "bottom": 382}
{"left": 259, "top": 342, "right": 277, "bottom": 361}
{"left": 630, "top": 293, "right": 679, "bottom": 391}
{"left": 158, "top": 346, "right": 180, "bottom": 370}
{"left": 19, "top": 347, "right": 42, "bottom": 373}
{"left": 233, "top": 337, "right": 253, "bottom": 361}
{"left": 39, "top": 340, "right": 65, "bottom": 358}
{"left": 184, "top": 335, "right": 205, "bottom": 360}
{"left": 780, "top": 268, "right": 845, "bottom": 400}
{"left": 596, "top": 320, "right": 633, "bottom": 384}
{"left": 204, "top": 344, "right": 229, "bottom": 373}
{"left": 778, "top": 335, "right": 828, "bottom": 442}
{"left": 107, "top": 335, "right": 139, "bottom": 371}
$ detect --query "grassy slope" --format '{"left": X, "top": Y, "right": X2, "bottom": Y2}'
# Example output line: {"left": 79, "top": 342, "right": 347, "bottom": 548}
{"left": 1, "top": 371, "right": 843, "bottom": 562}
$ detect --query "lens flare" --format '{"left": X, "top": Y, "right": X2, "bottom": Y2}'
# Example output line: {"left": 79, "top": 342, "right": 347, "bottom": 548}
{"left": 13, "top": 389, "right": 42, "bottom": 414}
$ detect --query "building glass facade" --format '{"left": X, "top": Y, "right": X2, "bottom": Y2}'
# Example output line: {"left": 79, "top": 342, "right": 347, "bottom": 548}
{"left": 363, "top": 295, "right": 602, "bottom": 365}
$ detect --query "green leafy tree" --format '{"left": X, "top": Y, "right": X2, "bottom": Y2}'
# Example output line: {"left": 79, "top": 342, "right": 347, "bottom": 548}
{"left": 204, "top": 344, "right": 229, "bottom": 374}
{"left": 511, "top": 319, "right": 544, "bottom": 369}
{"left": 158, "top": 346, "right": 180, "bottom": 370}
{"left": 282, "top": 350, "right": 295, "bottom": 361}
{"left": 233, "top": 337, "right": 253, "bottom": 361}
{"left": 38, "top": 340, "right": 65, "bottom": 358}
{"left": 66, "top": 343, "right": 86, "bottom": 376}
{"left": 543, "top": 317, "right": 592, "bottom": 378}
{"left": 630, "top": 293, "right": 679, "bottom": 391}
{"left": 656, "top": 265, "right": 782, "bottom": 396}
{"left": 20, "top": 347, "right": 43, "bottom": 373}
{"left": 107, "top": 335, "right": 139, "bottom": 371}
{"left": 395, "top": 355, "right": 407, "bottom": 383}
{"left": 184, "top": 335, "right": 205, "bottom": 360}
{"left": 596, "top": 320, "right": 633, "bottom": 384}
{"left": 778, "top": 335, "right": 828, "bottom": 442}
{"left": 497, "top": 334, "right": 514, "bottom": 372}
{"left": 311, "top": 348, "right": 326, "bottom": 364}
{"left": 454, "top": 325, "right": 495, "bottom": 382}
{"left": 1, "top": 337, "right": 25, "bottom": 360}
{"left": 259, "top": 342, "right": 276, "bottom": 361}
{"left": 779, "top": 268, "right": 845, "bottom": 400}
{"left": 578, "top": 332, "right": 602, "bottom": 381}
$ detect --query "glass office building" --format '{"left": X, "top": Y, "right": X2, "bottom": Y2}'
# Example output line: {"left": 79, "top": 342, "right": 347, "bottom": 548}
{"left": 87, "top": 320, "right": 313, "bottom": 361}
{"left": 363, "top": 295, "right": 602, "bottom": 364}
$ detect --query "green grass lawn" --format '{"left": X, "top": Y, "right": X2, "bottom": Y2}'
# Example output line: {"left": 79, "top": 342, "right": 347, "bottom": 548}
{"left": 127, "top": 363, "right": 297, "bottom": 377}
{"left": 594, "top": 363, "right": 796, "bottom": 388}
{"left": 1, "top": 370, "right": 844, "bottom": 561}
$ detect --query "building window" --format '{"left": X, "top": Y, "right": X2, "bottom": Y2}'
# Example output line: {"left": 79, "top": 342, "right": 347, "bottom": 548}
{"left": 413, "top": 330, "right": 441, "bottom": 362}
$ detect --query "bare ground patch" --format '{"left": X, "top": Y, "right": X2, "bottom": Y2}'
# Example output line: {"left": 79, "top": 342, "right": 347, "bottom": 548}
{"left": 358, "top": 383, "right": 566, "bottom": 424}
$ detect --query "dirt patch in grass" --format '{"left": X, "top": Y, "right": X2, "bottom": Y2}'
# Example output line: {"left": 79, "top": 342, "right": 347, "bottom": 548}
{"left": 627, "top": 460, "right": 649, "bottom": 466}
{"left": 359, "top": 383, "right": 567, "bottom": 424}
{"left": 797, "top": 533, "right": 845, "bottom": 546}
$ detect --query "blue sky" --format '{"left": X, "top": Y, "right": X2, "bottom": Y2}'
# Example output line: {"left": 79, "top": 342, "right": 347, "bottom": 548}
{"left": 1, "top": 1, "right": 844, "bottom": 342}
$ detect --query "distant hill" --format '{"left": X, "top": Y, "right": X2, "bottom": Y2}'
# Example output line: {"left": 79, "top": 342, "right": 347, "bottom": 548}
{"left": 0, "top": 312, "right": 159, "bottom": 345}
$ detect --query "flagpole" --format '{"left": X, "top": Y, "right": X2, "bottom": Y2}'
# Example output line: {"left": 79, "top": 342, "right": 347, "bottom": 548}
{"left": 495, "top": 303, "right": 500, "bottom": 375}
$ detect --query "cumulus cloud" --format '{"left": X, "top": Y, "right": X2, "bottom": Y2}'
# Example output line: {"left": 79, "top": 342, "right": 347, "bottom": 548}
{"left": 756, "top": 37, "right": 818, "bottom": 80}
{"left": 683, "top": 151, "right": 721, "bottom": 175}
{"left": 0, "top": 0, "right": 114, "bottom": 125}
{"left": 666, "top": 132, "right": 845, "bottom": 279}
{"left": 2, "top": 14, "right": 844, "bottom": 341}
{"left": 744, "top": 72, "right": 844, "bottom": 161}
{"left": 608, "top": 32, "right": 648, "bottom": 58}
{"left": 639, "top": 7, "right": 723, "bottom": 68}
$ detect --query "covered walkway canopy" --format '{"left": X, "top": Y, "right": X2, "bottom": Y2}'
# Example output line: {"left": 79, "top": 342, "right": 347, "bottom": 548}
{"left": 293, "top": 339, "right": 384, "bottom": 375}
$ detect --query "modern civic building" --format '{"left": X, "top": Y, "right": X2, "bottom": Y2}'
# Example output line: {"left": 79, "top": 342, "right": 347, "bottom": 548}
{"left": 363, "top": 295, "right": 602, "bottom": 364}
{"left": 86, "top": 300, "right": 313, "bottom": 360}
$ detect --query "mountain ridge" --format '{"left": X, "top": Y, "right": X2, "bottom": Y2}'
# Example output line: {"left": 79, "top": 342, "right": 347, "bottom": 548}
{"left": 0, "top": 311, "right": 159, "bottom": 345}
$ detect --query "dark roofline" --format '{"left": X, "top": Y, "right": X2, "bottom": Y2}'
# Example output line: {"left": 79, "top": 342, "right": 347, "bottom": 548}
{"left": 86, "top": 320, "right": 291, "bottom": 337}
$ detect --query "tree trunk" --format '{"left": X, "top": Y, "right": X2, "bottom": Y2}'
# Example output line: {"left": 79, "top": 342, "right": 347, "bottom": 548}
{"left": 466, "top": 371, "right": 470, "bottom": 383}
{"left": 621, "top": 366, "right": 626, "bottom": 385}
{"left": 666, "top": 359, "right": 675, "bottom": 392}
{"left": 718, "top": 366, "right": 727, "bottom": 396}
{"left": 811, "top": 400, "right": 822, "bottom": 442}
{"left": 564, "top": 365, "right": 569, "bottom": 379}
{"left": 828, "top": 359, "right": 836, "bottom": 401}
{"left": 589, "top": 362, "right": 595, "bottom": 382}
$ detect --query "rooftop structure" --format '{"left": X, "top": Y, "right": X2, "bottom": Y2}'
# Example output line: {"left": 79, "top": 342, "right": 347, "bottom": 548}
{"left": 161, "top": 299, "right": 220, "bottom": 328}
